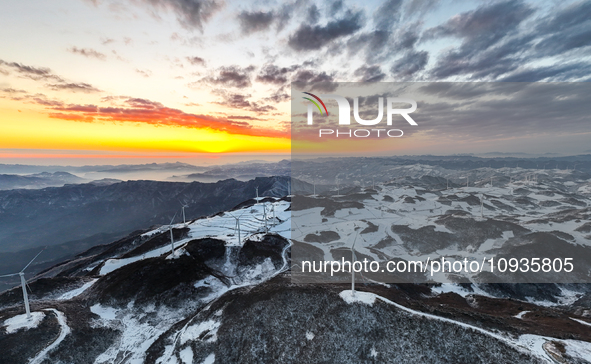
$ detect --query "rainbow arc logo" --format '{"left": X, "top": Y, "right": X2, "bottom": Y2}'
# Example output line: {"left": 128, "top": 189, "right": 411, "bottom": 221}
{"left": 302, "top": 92, "right": 328, "bottom": 116}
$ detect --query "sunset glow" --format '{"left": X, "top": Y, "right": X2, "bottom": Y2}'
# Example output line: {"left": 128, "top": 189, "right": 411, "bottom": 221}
{"left": 1, "top": 0, "right": 590, "bottom": 164}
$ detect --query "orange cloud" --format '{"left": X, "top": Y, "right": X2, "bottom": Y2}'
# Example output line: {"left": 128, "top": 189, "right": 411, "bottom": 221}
{"left": 48, "top": 97, "right": 288, "bottom": 139}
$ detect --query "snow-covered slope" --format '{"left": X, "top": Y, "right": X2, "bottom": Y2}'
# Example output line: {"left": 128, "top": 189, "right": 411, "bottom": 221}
{"left": 0, "top": 184, "right": 590, "bottom": 363}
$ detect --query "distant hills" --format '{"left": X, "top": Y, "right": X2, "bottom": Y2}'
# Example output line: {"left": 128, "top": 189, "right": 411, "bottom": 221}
{"left": 0, "top": 172, "right": 87, "bottom": 190}
{"left": 0, "top": 176, "right": 289, "bottom": 284}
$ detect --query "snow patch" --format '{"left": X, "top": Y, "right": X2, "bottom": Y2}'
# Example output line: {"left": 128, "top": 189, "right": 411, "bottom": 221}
{"left": 179, "top": 347, "right": 194, "bottom": 364}
{"left": 305, "top": 331, "right": 315, "bottom": 340}
{"left": 3, "top": 311, "right": 45, "bottom": 334}
{"left": 514, "top": 311, "right": 529, "bottom": 319}
{"left": 201, "top": 353, "right": 215, "bottom": 364}
{"left": 90, "top": 304, "right": 118, "bottom": 320}
{"left": 370, "top": 347, "right": 378, "bottom": 358}
{"left": 525, "top": 287, "right": 583, "bottom": 307}
{"left": 339, "top": 290, "right": 376, "bottom": 306}
{"left": 431, "top": 283, "right": 493, "bottom": 298}
{"left": 57, "top": 279, "right": 97, "bottom": 300}
{"left": 564, "top": 338, "right": 591, "bottom": 362}
{"left": 570, "top": 317, "right": 591, "bottom": 327}
{"left": 180, "top": 320, "right": 220, "bottom": 345}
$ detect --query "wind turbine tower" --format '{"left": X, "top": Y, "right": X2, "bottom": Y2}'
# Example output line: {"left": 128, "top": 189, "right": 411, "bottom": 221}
{"left": 179, "top": 201, "right": 188, "bottom": 224}
{"left": 479, "top": 193, "right": 485, "bottom": 219}
{"left": 228, "top": 212, "right": 243, "bottom": 244}
{"left": 168, "top": 213, "right": 177, "bottom": 256}
{"left": 0, "top": 249, "right": 45, "bottom": 319}
{"left": 263, "top": 203, "right": 268, "bottom": 233}
{"left": 351, "top": 232, "right": 359, "bottom": 297}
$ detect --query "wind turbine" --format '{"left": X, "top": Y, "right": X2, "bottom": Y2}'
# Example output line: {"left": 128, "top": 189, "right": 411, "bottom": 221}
{"left": 255, "top": 186, "right": 261, "bottom": 203}
{"left": 0, "top": 249, "right": 45, "bottom": 319}
{"left": 351, "top": 232, "right": 359, "bottom": 297}
{"left": 262, "top": 202, "right": 269, "bottom": 233}
{"left": 479, "top": 193, "right": 485, "bottom": 219}
{"left": 460, "top": 176, "right": 469, "bottom": 188}
{"left": 227, "top": 210, "right": 246, "bottom": 244}
{"left": 168, "top": 213, "right": 177, "bottom": 256}
{"left": 179, "top": 200, "right": 188, "bottom": 225}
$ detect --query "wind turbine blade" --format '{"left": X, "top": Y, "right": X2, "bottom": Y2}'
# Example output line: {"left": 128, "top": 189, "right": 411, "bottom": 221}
{"left": 351, "top": 231, "right": 359, "bottom": 249}
{"left": 26, "top": 281, "right": 33, "bottom": 294}
{"left": 169, "top": 212, "right": 177, "bottom": 226}
{"left": 21, "top": 248, "right": 45, "bottom": 273}
{"left": 0, "top": 273, "right": 19, "bottom": 278}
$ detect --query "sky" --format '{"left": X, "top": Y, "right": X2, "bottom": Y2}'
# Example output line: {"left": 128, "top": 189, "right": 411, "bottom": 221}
{"left": 0, "top": 0, "right": 590, "bottom": 165}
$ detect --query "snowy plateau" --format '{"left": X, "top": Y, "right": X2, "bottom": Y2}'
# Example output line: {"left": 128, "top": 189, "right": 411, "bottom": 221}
{"left": 1, "top": 166, "right": 591, "bottom": 363}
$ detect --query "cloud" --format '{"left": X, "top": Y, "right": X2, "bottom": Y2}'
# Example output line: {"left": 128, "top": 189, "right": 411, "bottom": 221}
{"left": 421, "top": 0, "right": 591, "bottom": 81}
{"left": 391, "top": 50, "right": 428, "bottom": 79}
{"left": 373, "top": 0, "right": 403, "bottom": 30}
{"left": 532, "top": 0, "right": 591, "bottom": 57}
{"left": 226, "top": 115, "right": 263, "bottom": 121}
{"left": 30, "top": 96, "right": 66, "bottom": 107}
{"left": 292, "top": 69, "right": 334, "bottom": 84}
{"left": 47, "top": 83, "right": 101, "bottom": 93}
{"left": 346, "top": 26, "right": 419, "bottom": 64}
{"left": 288, "top": 9, "right": 364, "bottom": 51}
{"left": 307, "top": 4, "right": 320, "bottom": 25}
{"left": 264, "top": 91, "right": 290, "bottom": 104}
{"left": 353, "top": 65, "right": 386, "bottom": 82}
{"left": 0, "top": 59, "right": 102, "bottom": 92}
{"left": 405, "top": 83, "right": 591, "bottom": 141}
{"left": 1, "top": 88, "right": 27, "bottom": 94}
{"left": 256, "top": 64, "right": 298, "bottom": 85}
{"left": 291, "top": 69, "right": 337, "bottom": 92}
{"left": 237, "top": 10, "right": 275, "bottom": 34}
{"left": 0, "top": 60, "right": 63, "bottom": 82}
{"left": 68, "top": 47, "right": 106, "bottom": 60}
{"left": 54, "top": 104, "right": 98, "bottom": 112}
{"left": 499, "top": 62, "right": 591, "bottom": 82}
{"left": 403, "top": 0, "right": 439, "bottom": 17}
{"left": 199, "top": 65, "right": 255, "bottom": 88}
{"left": 140, "top": 0, "right": 222, "bottom": 31}
{"left": 425, "top": 1, "right": 535, "bottom": 80}
{"left": 186, "top": 56, "right": 206, "bottom": 66}
{"left": 48, "top": 97, "right": 287, "bottom": 138}
{"left": 0, "top": 89, "right": 66, "bottom": 107}
{"left": 135, "top": 69, "right": 153, "bottom": 77}
{"left": 213, "top": 89, "right": 276, "bottom": 113}
{"left": 424, "top": 1, "right": 533, "bottom": 47}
